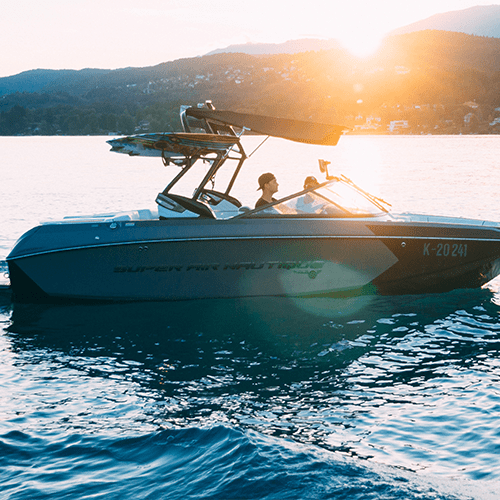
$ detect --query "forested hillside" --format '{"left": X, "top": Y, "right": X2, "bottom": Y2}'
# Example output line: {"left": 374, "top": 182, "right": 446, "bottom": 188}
{"left": 2, "top": 31, "right": 500, "bottom": 135}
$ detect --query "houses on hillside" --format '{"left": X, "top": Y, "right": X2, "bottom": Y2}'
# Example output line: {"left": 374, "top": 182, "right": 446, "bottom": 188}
{"left": 349, "top": 101, "right": 500, "bottom": 134}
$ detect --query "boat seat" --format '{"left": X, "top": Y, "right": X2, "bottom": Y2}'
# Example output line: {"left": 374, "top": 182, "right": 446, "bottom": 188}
{"left": 156, "top": 193, "right": 215, "bottom": 218}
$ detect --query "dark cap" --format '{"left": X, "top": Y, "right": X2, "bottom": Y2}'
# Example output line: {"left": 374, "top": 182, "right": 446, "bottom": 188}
{"left": 304, "top": 176, "right": 319, "bottom": 189}
{"left": 257, "top": 172, "right": 276, "bottom": 190}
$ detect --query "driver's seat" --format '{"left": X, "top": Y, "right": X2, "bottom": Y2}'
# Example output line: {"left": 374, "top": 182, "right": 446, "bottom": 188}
{"left": 156, "top": 193, "right": 215, "bottom": 219}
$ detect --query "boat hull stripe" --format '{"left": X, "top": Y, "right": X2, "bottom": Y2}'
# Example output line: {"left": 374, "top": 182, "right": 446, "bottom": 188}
{"left": 8, "top": 234, "right": 500, "bottom": 260}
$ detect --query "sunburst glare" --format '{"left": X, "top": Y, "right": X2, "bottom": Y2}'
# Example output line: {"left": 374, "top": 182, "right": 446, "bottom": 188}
{"left": 339, "top": 32, "right": 383, "bottom": 58}
{"left": 334, "top": 137, "right": 383, "bottom": 195}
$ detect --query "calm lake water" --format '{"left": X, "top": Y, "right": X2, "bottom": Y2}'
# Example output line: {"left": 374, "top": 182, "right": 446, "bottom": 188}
{"left": 1, "top": 135, "right": 500, "bottom": 499}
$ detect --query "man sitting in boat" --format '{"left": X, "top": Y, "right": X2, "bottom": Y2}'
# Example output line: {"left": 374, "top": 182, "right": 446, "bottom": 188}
{"left": 255, "top": 173, "right": 279, "bottom": 209}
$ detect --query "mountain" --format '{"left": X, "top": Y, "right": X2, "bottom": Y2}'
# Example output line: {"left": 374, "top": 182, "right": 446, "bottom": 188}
{"left": 3, "top": 31, "right": 500, "bottom": 135}
{"left": 391, "top": 5, "right": 500, "bottom": 38}
{"left": 0, "top": 68, "right": 112, "bottom": 96}
{"left": 205, "top": 39, "right": 343, "bottom": 56}
{"left": 2, "top": 4, "right": 500, "bottom": 95}
{"left": 204, "top": 5, "right": 500, "bottom": 58}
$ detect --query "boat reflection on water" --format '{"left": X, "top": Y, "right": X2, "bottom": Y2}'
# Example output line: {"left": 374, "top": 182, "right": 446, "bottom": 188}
{"left": 5, "top": 285, "right": 499, "bottom": 373}
{"left": 3, "top": 283, "right": 500, "bottom": 477}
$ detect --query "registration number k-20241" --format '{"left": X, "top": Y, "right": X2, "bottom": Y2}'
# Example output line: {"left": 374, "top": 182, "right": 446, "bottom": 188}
{"left": 423, "top": 243, "right": 468, "bottom": 257}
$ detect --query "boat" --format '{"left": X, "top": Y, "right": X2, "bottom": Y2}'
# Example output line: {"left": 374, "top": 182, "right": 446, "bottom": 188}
{"left": 4, "top": 101, "right": 500, "bottom": 302}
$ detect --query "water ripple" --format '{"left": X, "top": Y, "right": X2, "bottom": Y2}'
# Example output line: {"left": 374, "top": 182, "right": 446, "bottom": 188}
{"left": 0, "top": 427, "right": 480, "bottom": 500}
{"left": 2, "top": 290, "right": 500, "bottom": 496}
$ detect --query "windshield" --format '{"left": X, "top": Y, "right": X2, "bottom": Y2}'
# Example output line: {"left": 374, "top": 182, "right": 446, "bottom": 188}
{"left": 250, "top": 181, "right": 385, "bottom": 218}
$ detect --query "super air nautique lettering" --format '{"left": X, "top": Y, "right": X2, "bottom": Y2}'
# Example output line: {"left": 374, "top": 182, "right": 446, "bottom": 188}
{"left": 223, "top": 262, "right": 265, "bottom": 270}
{"left": 114, "top": 265, "right": 183, "bottom": 272}
{"left": 186, "top": 264, "right": 221, "bottom": 271}
{"left": 114, "top": 260, "right": 326, "bottom": 278}
{"left": 290, "top": 261, "right": 324, "bottom": 279}
{"left": 423, "top": 243, "right": 468, "bottom": 257}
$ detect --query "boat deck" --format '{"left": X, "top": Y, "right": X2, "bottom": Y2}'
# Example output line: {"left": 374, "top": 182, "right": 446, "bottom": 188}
{"left": 46, "top": 208, "right": 159, "bottom": 225}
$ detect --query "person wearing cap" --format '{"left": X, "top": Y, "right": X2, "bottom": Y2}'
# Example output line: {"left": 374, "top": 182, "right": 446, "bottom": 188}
{"left": 303, "top": 176, "right": 319, "bottom": 190}
{"left": 296, "top": 175, "right": 323, "bottom": 213}
{"left": 255, "top": 173, "right": 279, "bottom": 209}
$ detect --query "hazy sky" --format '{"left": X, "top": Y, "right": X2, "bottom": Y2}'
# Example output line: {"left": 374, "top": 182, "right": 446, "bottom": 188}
{"left": 1, "top": 0, "right": 499, "bottom": 78}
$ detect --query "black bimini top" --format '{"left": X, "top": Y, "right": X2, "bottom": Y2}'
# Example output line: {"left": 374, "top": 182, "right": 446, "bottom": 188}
{"left": 185, "top": 108, "right": 349, "bottom": 146}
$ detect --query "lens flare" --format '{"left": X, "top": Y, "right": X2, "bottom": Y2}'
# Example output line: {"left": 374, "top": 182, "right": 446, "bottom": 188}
{"left": 340, "top": 32, "right": 383, "bottom": 58}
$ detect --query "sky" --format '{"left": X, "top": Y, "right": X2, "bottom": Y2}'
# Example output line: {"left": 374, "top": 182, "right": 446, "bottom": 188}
{"left": 1, "top": 0, "right": 500, "bottom": 78}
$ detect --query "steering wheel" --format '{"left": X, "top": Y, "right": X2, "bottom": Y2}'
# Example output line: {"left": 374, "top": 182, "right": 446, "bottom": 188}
{"left": 200, "top": 189, "right": 242, "bottom": 208}
{"left": 165, "top": 193, "right": 215, "bottom": 218}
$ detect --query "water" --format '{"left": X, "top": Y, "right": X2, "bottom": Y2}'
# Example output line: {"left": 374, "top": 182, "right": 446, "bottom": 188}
{"left": 1, "top": 135, "right": 500, "bottom": 499}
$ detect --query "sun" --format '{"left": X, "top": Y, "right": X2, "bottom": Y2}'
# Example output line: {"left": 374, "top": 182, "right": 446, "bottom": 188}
{"left": 321, "top": 5, "right": 389, "bottom": 59}
{"left": 339, "top": 31, "right": 384, "bottom": 58}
